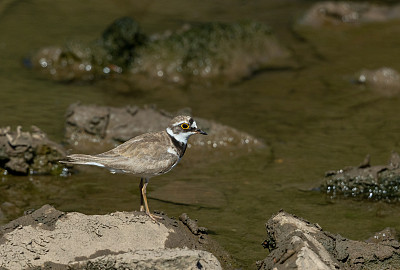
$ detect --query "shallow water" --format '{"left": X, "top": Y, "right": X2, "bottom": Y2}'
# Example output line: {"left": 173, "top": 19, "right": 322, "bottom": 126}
{"left": 2, "top": 0, "right": 400, "bottom": 268}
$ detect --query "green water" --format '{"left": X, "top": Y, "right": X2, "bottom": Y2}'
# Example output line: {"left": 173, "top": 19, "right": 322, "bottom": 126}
{"left": 2, "top": 1, "right": 400, "bottom": 268}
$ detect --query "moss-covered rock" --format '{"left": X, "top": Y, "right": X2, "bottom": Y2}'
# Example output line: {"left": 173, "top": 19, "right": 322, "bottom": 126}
{"left": 29, "top": 17, "right": 294, "bottom": 87}
{"left": 130, "top": 21, "right": 293, "bottom": 85}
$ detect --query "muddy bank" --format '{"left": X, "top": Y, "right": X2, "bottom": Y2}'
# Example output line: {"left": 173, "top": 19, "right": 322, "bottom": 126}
{"left": 0, "top": 126, "right": 67, "bottom": 175}
{"left": 64, "top": 103, "right": 266, "bottom": 155}
{"left": 258, "top": 211, "right": 400, "bottom": 269}
{"left": 320, "top": 152, "right": 400, "bottom": 202}
{"left": 0, "top": 205, "right": 233, "bottom": 269}
{"left": 28, "top": 17, "right": 294, "bottom": 88}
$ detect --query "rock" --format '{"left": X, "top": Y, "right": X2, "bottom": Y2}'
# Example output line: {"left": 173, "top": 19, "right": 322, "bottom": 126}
{"left": 356, "top": 67, "right": 400, "bottom": 96}
{"left": 28, "top": 17, "right": 294, "bottom": 87}
{"left": 129, "top": 21, "right": 294, "bottom": 87}
{"left": 28, "top": 17, "right": 146, "bottom": 82}
{"left": 366, "top": 227, "right": 400, "bottom": 248}
{"left": 0, "top": 205, "right": 231, "bottom": 270}
{"left": 298, "top": 1, "right": 400, "bottom": 27}
{"left": 320, "top": 152, "right": 400, "bottom": 202}
{"left": 64, "top": 103, "right": 265, "bottom": 155}
{"left": 258, "top": 211, "right": 400, "bottom": 269}
{"left": 179, "top": 213, "right": 209, "bottom": 235}
{"left": 0, "top": 126, "right": 67, "bottom": 175}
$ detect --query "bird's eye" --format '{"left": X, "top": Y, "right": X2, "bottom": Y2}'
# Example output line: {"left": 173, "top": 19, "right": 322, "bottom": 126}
{"left": 181, "top": 123, "right": 189, "bottom": 129}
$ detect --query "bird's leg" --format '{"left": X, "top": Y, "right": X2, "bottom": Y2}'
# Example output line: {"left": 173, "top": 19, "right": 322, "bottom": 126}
{"left": 141, "top": 178, "right": 163, "bottom": 221}
{"left": 139, "top": 178, "right": 145, "bottom": 212}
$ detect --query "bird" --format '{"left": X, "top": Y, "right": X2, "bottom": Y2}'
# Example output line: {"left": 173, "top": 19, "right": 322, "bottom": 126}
{"left": 60, "top": 115, "right": 207, "bottom": 221}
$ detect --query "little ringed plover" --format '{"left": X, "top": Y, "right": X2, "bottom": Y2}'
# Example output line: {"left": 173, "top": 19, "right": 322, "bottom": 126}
{"left": 61, "top": 115, "right": 207, "bottom": 221}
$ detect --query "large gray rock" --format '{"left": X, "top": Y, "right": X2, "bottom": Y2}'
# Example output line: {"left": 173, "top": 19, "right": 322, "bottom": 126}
{"left": 258, "top": 211, "right": 400, "bottom": 269}
{"left": 0, "top": 205, "right": 228, "bottom": 270}
{"left": 64, "top": 103, "right": 266, "bottom": 155}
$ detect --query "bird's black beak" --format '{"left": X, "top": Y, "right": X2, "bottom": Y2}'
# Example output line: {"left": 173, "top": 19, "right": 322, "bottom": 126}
{"left": 196, "top": 129, "right": 207, "bottom": 135}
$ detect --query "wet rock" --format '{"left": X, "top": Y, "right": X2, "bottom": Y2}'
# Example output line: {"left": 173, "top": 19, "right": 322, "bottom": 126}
{"left": 258, "top": 211, "right": 400, "bottom": 269}
{"left": 320, "top": 152, "right": 400, "bottom": 202}
{"left": 64, "top": 103, "right": 265, "bottom": 154}
{"left": 0, "top": 205, "right": 232, "bottom": 270}
{"left": 180, "top": 213, "right": 208, "bottom": 235}
{"left": 0, "top": 126, "right": 67, "bottom": 175}
{"left": 29, "top": 17, "right": 146, "bottom": 82}
{"left": 129, "top": 21, "right": 294, "bottom": 86}
{"left": 29, "top": 17, "right": 294, "bottom": 87}
{"left": 356, "top": 67, "right": 400, "bottom": 96}
{"left": 298, "top": 1, "right": 400, "bottom": 27}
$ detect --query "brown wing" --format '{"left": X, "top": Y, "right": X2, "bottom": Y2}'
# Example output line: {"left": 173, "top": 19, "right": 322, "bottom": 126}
{"left": 95, "top": 131, "right": 179, "bottom": 176}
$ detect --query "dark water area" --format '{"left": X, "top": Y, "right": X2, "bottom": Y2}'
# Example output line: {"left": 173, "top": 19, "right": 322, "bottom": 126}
{"left": 1, "top": 0, "right": 400, "bottom": 268}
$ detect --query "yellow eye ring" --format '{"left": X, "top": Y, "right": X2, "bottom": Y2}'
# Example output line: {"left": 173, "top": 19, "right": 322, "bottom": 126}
{"left": 181, "top": 123, "right": 189, "bottom": 129}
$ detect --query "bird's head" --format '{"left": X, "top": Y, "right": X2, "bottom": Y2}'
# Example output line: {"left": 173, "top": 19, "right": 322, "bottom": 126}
{"left": 166, "top": 115, "right": 207, "bottom": 144}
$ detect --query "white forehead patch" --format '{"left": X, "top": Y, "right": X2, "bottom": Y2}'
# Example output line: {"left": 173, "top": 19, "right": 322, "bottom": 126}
{"left": 173, "top": 120, "right": 190, "bottom": 126}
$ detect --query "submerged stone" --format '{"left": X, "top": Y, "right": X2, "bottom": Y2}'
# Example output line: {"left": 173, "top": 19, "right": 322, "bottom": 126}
{"left": 0, "top": 126, "right": 67, "bottom": 175}
{"left": 356, "top": 67, "right": 400, "bottom": 97}
{"left": 28, "top": 17, "right": 294, "bottom": 87}
{"left": 320, "top": 152, "right": 400, "bottom": 202}
{"left": 298, "top": 1, "right": 400, "bottom": 27}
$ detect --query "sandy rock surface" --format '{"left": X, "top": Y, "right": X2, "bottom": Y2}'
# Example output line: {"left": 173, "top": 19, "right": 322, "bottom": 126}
{"left": 0, "top": 205, "right": 229, "bottom": 270}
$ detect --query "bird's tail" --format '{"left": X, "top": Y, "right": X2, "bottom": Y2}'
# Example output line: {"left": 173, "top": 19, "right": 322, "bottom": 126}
{"left": 59, "top": 154, "right": 106, "bottom": 168}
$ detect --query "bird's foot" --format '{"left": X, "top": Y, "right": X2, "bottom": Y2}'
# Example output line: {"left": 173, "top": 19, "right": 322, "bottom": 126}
{"left": 140, "top": 205, "right": 145, "bottom": 212}
{"left": 146, "top": 212, "right": 164, "bottom": 222}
